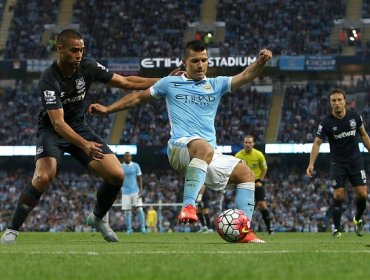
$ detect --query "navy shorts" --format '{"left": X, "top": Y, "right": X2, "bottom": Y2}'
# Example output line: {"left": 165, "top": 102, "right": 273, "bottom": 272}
{"left": 35, "top": 125, "right": 113, "bottom": 167}
{"left": 330, "top": 161, "right": 367, "bottom": 188}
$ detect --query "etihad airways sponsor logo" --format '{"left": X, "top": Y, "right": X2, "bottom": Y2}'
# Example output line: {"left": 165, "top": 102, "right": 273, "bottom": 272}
{"left": 175, "top": 94, "right": 216, "bottom": 105}
{"left": 333, "top": 129, "right": 356, "bottom": 139}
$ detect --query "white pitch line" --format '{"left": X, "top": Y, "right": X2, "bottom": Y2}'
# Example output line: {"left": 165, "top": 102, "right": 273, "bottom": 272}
{"left": 0, "top": 250, "right": 369, "bottom": 256}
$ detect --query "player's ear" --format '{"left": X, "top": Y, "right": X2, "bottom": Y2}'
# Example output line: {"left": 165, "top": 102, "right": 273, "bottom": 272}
{"left": 57, "top": 44, "right": 63, "bottom": 53}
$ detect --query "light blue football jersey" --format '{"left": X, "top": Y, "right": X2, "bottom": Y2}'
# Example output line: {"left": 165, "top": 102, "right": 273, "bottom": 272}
{"left": 150, "top": 74, "right": 232, "bottom": 148}
{"left": 122, "top": 162, "right": 142, "bottom": 195}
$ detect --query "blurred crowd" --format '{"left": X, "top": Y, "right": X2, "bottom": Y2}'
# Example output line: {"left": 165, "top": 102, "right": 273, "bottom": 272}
{"left": 72, "top": 0, "right": 201, "bottom": 58}
{"left": 1, "top": 164, "right": 369, "bottom": 234}
{"left": 215, "top": 0, "right": 346, "bottom": 56}
{"left": 3, "top": 0, "right": 60, "bottom": 59}
{"left": 2, "top": 0, "right": 360, "bottom": 59}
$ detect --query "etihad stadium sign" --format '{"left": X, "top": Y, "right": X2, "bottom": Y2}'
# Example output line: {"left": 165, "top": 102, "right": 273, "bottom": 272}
{"left": 141, "top": 56, "right": 257, "bottom": 68}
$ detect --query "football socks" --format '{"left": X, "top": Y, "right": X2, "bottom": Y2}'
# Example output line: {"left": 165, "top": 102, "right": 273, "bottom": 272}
{"left": 332, "top": 199, "right": 343, "bottom": 231}
{"left": 261, "top": 209, "right": 272, "bottom": 232}
{"left": 183, "top": 158, "right": 208, "bottom": 206}
{"left": 93, "top": 181, "right": 121, "bottom": 218}
{"left": 125, "top": 210, "right": 132, "bottom": 231}
{"left": 9, "top": 184, "right": 43, "bottom": 231}
{"left": 355, "top": 198, "right": 367, "bottom": 221}
{"left": 235, "top": 187, "right": 255, "bottom": 221}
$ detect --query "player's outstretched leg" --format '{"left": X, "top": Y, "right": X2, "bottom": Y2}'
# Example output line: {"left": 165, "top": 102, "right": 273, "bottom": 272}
{"left": 1, "top": 229, "right": 19, "bottom": 244}
{"left": 87, "top": 212, "right": 119, "bottom": 242}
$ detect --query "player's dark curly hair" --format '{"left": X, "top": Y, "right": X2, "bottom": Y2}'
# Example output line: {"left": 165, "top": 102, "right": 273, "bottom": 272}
{"left": 184, "top": 40, "right": 207, "bottom": 58}
{"left": 328, "top": 88, "right": 346, "bottom": 100}
{"left": 57, "top": 29, "right": 83, "bottom": 46}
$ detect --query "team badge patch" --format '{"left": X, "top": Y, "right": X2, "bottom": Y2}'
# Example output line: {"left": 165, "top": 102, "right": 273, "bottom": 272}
{"left": 203, "top": 83, "right": 213, "bottom": 92}
{"left": 43, "top": 90, "right": 56, "bottom": 103}
{"left": 349, "top": 119, "right": 356, "bottom": 129}
{"left": 75, "top": 77, "right": 85, "bottom": 90}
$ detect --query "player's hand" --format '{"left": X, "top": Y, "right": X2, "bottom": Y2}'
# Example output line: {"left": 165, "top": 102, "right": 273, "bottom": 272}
{"left": 168, "top": 68, "right": 184, "bottom": 76}
{"left": 255, "top": 179, "right": 263, "bottom": 187}
{"left": 306, "top": 165, "right": 314, "bottom": 177}
{"left": 84, "top": 141, "right": 104, "bottom": 161}
{"left": 88, "top": 103, "right": 109, "bottom": 116}
{"left": 258, "top": 49, "right": 272, "bottom": 63}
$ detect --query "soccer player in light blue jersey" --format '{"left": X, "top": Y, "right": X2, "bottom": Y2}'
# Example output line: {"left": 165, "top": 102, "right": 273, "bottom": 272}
{"left": 121, "top": 152, "right": 146, "bottom": 234}
{"left": 89, "top": 40, "right": 272, "bottom": 243}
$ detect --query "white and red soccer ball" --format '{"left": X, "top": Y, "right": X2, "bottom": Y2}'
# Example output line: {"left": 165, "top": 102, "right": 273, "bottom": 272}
{"left": 215, "top": 209, "right": 251, "bottom": 242}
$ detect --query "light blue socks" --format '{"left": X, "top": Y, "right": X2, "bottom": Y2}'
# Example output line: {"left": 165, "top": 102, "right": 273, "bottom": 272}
{"left": 235, "top": 183, "right": 255, "bottom": 220}
{"left": 183, "top": 158, "right": 208, "bottom": 206}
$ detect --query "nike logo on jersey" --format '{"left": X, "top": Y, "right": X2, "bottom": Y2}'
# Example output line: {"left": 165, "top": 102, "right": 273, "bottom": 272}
{"left": 173, "top": 83, "right": 183, "bottom": 87}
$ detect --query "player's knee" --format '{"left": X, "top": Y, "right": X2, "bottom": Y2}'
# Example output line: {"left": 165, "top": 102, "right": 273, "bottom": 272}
{"left": 108, "top": 169, "right": 124, "bottom": 186}
{"left": 32, "top": 172, "right": 54, "bottom": 189}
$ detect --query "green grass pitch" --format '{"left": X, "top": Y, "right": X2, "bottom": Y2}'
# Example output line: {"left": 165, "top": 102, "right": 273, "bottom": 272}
{"left": 0, "top": 232, "right": 369, "bottom": 280}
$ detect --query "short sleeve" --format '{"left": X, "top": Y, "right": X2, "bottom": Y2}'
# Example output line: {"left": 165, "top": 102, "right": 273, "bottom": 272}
{"left": 150, "top": 77, "right": 170, "bottom": 99}
{"left": 39, "top": 80, "right": 62, "bottom": 110}
{"left": 85, "top": 59, "right": 114, "bottom": 83}
{"left": 357, "top": 112, "right": 364, "bottom": 129}
{"left": 316, "top": 123, "right": 326, "bottom": 140}
{"left": 136, "top": 163, "right": 142, "bottom": 176}
{"left": 211, "top": 76, "right": 232, "bottom": 96}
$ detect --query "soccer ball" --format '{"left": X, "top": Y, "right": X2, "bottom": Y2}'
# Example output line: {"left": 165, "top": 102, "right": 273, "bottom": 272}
{"left": 215, "top": 209, "right": 250, "bottom": 243}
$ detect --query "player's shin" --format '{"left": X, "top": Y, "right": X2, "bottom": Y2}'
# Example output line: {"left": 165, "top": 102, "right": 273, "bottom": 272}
{"left": 125, "top": 210, "right": 132, "bottom": 232}
{"left": 235, "top": 183, "right": 255, "bottom": 221}
{"left": 183, "top": 158, "right": 208, "bottom": 206}
{"left": 355, "top": 198, "right": 367, "bottom": 221}
{"left": 332, "top": 199, "right": 343, "bottom": 232}
{"left": 93, "top": 181, "right": 121, "bottom": 218}
{"left": 9, "top": 184, "right": 43, "bottom": 231}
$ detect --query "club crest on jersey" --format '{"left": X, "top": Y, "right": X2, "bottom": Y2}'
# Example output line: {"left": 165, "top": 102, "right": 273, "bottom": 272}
{"left": 75, "top": 78, "right": 85, "bottom": 90}
{"left": 43, "top": 90, "right": 56, "bottom": 103}
{"left": 203, "top": 83, "right": 213, "bottom": 92}
{"left": 349, "top": 119, "right": 356, "bottom": 129}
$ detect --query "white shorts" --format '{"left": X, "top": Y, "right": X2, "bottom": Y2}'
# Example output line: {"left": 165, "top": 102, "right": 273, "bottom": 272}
{"left": 121, "top": 192, "right": 143, "bottom": 210}
{"left": 167, "top": 136, "right": 241, "bottom": 191}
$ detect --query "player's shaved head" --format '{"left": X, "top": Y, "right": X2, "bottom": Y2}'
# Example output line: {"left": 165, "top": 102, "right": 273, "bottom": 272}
{"left": 184, "top": 40, "right": 207, "bottom": 58}
{"left": 57, "top": 29, "right": 83, "bottom": 46}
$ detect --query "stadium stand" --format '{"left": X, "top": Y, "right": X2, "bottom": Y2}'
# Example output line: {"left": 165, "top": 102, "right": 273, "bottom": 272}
{"left": 71, "top": 0, "right": 202, "bottom": 58}
{"left": 363, "top": 0, "right": 370, "bottom": 18}
{"left": 3, "top": 0, "right": 60, "bottom": 59}
{"left": 215, "top": 0, "right": 346, "bottom": 56}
